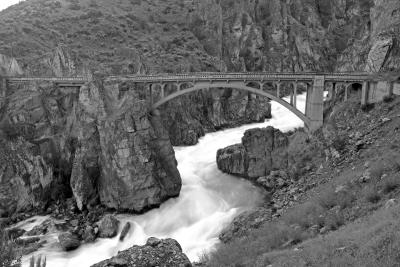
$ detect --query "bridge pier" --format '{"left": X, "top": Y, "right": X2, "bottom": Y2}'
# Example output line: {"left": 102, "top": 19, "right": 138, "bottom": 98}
{"left": 293, "top": 82, "right": 297, "bottom": 108}
{"left": 276, "top": 82, "right": 281, "bottom": 98}
{"left": 0, "top": 77, "right": 6, "bottom": 111}
{"left": 361, "top": 81, "right": 369, "bottom": 106}
{"left": 307, "top": 76, "right": 324, "bottom": 132}
{"left": 148, "top": 83, "right": 154, "bottom": 105}
{"left": 344, "top": 83, "right": 349, "bottom": 101}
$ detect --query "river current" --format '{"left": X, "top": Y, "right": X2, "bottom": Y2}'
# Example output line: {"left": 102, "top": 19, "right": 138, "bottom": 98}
{"left": 21, "top": 94, "right": 306, "bottom": 266}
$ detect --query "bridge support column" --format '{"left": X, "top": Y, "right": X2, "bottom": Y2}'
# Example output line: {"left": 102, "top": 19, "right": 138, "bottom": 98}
{"left": 0, "top": 77, "right": 6, "bottom": 110}
{"left": 344, "top": 83, "right": 349, "bottom": 101}
{"left": 0, "top": 77, "right": 6, "bottom": 95}
{"left": 307, "top": 76, "right": 324, "bottom": 132}
{"left": 293, "top": 82, "right": 297, "bottom": 108}
{"left": 276, "top": 82, "right": 281, "bottom": 98}
{"left": 305, "top": 84, "right": 311, "bottom": 117}
{"left": 161, "top": 83, "right": 166, "bottom": 98}
{"left": 148, "top": 83, "right": 153, "bottom": 105}
{"left": 327, "top": 82, "right": 335, "bottom": 101}
{"left": 361, "top": 81, "right": 369, "bottom": 106}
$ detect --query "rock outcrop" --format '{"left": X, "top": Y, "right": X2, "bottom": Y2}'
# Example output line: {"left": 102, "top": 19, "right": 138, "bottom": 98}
{"left": 91, "top": 237, "right": 192, "bottom": 267}
{"left": 0, "top": 54, "right": 23, "bottom": 76}
{"left": 217, "top": 127, "right": 288, "bottom": 180}
{"left": 0, "top": 77, "right": 182, "bottom": 215}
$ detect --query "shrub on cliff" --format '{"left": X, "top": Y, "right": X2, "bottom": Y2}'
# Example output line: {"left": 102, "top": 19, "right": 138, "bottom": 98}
{"left": 0, "top": 227, "right": 21, "bottom": 267}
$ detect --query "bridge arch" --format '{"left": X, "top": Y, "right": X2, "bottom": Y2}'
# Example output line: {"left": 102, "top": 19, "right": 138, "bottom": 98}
{"left": 151, "top": 82, "right": 311, "bottom": 128}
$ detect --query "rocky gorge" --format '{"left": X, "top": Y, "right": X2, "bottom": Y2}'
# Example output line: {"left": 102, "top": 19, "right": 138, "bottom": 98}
{"left": 1, "top": 0, "right": 400, "bottom": 266}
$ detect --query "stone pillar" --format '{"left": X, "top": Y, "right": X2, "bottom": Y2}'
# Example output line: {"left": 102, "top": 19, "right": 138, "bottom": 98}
{"left": 327, "top": 82, "right": 335, "bottom": 101}
{"left": 305, "top": 83, "right": 312, "bottom": 117}
{"left": 161, "top": 83, "right": 166, "bottom": 98}
{"left": 290, "top": 89, "right": 294, "bottom": 105}
{"left": 0, "top": 77, "right": 6, "bottom": 96}
{"left": 148, "top": 83, "right": 153, "bottom": 105}
{"left": 361, "top": 81, "right": 369, "bottom": 106}
{"left": 344, "top": 83, "right": 349, "bottom": 101}
{"left": 276, "top": 82, "right": 281, "bottom": 98}
{"left": 308, "top": 76, "right": 325, "bottom": 132}
{"left": 0, "top": 77, "right": 6, "bottom": 109}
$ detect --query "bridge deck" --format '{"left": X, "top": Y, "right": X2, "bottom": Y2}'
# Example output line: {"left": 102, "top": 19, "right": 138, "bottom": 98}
{"left": 4, "top": 72, "right": 371, "bottom": 84}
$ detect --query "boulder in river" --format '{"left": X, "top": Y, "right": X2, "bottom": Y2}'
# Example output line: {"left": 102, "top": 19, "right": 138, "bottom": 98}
{"left": 216, "top": 126, "right": 288, "bottom": 180}
{"left": 91, "top": 237, "right": 192, "bottom": 267}
{"left": 97, "top": 215, "right": 120, "bottom": 238}
{"left": 58, "top": 232, "right": 80, "bottom": 251}
{"left": 119, "top": 222, "right": 131, "bottom": 241}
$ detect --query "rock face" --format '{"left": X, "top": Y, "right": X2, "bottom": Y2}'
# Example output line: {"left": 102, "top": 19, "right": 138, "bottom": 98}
{"left": 91, "top": 237, "right": 192, "bottom": 267}
{"left": 44, "top": 45, "right": 77, "bottom": 77}
{"left": 217, "top": 127, "right": 288, "bottom": 180}
{"left": 0, "top": 139, "right": 57, "bottom": 214}
{"left": 90, "top": 81, "right": 181, "bottom": 212}
{"left": 69, "top": 80, "right": 182, "bottom": 212}
{"left": 161, "top": 91, "right": 272, "bottom": 146}
{"left": 0, "top": 77, "right": 182, "bottom": 215}
{"left": 0, "top": 54, "right": 23, "bottom": 76}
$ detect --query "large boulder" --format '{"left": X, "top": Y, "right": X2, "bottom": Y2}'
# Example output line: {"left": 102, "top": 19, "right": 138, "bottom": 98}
{"left": 97, "top": 215, "right": 120, "bottom": 238}
{"left": 91, "top": 238, "right": 192, "bottom": 267}
{"left": 217, "top": 126, "right": 288, "bottom": 180}
{"left": 58, "top": 232, "right": 80, "bottom": 251}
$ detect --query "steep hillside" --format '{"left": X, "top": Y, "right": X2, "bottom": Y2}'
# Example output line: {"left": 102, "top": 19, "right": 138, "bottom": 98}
{"left": 205, "top": 93, "right": 400, "bottom": 266}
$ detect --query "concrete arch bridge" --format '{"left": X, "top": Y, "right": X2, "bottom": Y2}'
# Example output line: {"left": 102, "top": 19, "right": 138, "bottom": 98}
{"left": 3, "top": 72, "right": 372, "bottom": 132}
{"left": 109, "top": 72, "right": 370, "bottom": 132}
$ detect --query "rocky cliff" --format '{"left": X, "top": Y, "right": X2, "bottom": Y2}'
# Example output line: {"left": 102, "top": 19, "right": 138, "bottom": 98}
{"left": 0, "top": 77, "right": 181, "bottom": 215}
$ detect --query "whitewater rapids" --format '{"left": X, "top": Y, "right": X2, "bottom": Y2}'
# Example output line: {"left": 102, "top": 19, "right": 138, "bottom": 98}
{"left": 22, "top": 94, "right": 306, "bottom": 266}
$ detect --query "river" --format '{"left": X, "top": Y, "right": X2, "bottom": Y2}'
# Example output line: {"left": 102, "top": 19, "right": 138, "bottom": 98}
{"left": 21, "top": 94, "right": 306, "bottom": 266}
